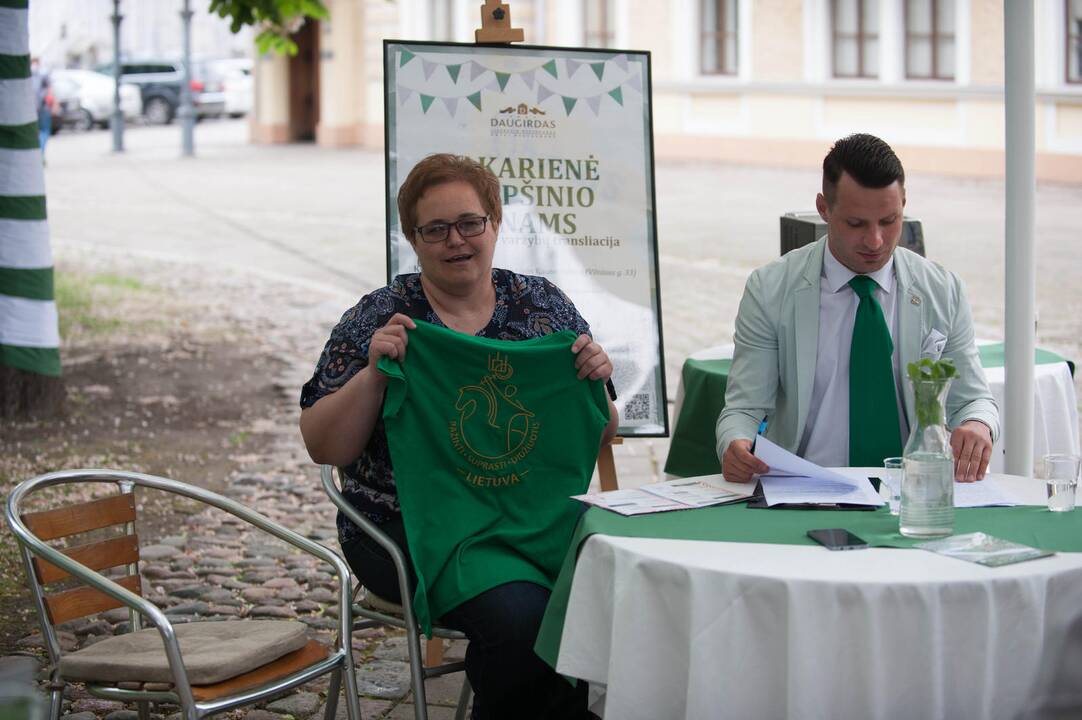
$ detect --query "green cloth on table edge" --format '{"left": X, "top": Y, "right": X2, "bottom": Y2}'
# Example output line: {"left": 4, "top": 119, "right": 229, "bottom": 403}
{"left": 664, "top": 343, "right": 1076, "bottom": 479}
{"left": 978, "top": 342, "right": 1075, "bottom": 376}
{"left": 535, "top": 502, "right": 1082, "bottom": 669}
{"left": 662, "top": 357, "right": 730, "bottom": 478}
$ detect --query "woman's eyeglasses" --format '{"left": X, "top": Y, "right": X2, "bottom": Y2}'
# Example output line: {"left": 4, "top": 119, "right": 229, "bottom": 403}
{"left": 414, "top": 215, "right": 490, "bottom": 244}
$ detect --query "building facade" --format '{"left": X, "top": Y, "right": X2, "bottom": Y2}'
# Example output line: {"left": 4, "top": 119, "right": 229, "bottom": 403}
{"left": 251, "top": 0, "right": 1082, "bottom": 182}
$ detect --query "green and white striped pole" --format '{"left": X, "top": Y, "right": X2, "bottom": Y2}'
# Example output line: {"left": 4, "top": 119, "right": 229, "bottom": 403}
{"left": 0, "top": 0, "right": 61, "bottom": 381}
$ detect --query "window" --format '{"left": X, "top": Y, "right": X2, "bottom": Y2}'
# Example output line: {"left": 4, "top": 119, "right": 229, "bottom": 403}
{"left": 583, "top": 0, "right": 615, "bottom": 48}
{"left": 832, "top": 0, "right": 878, "bottom": 78}
{"left": 701, "top": 0, "right": 738, "bottom": 75}
{"left": 905, "top": 0, "right": 955, "bottom": 80}
{"left": 1069, "top": 0, "right": 1082, "bottom": 83}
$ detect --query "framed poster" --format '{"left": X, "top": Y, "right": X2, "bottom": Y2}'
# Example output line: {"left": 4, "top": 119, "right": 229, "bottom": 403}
{"left": 385, "top": 40, "right": 667, "bottom": 437}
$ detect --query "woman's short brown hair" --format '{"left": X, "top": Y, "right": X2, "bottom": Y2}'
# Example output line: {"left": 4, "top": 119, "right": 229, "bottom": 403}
{"left": 397, "top": 154, "right": 503, "bottom": 242}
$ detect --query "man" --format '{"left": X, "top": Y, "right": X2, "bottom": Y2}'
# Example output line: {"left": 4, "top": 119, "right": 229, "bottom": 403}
{"left": 717, "top": 133, "right": 999, "bottom": 484}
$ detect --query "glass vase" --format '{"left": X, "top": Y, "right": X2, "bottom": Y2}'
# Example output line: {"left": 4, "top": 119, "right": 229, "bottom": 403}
{"left": 899, "top": 377, "right": 954, "bottom": 537}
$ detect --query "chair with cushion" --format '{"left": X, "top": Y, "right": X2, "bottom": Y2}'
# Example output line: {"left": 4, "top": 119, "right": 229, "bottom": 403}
{"left": 5, "top": 469, "right": 361, "bottom": 720}
{"left": 320, "top": 464, "right": 471, "bottom": 720}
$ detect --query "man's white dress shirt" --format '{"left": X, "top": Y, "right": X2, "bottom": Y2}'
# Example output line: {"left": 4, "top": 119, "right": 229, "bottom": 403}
{"left": 797, "top": 245, "right": 910, "bottom": 467}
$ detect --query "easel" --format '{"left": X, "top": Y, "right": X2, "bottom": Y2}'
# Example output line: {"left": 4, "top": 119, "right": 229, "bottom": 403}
{"left": 423, "top": 2, "right": 621, "bottom": 669}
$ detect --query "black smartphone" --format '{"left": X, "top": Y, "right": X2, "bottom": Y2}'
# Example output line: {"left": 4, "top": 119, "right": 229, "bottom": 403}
{"left": 807, "top": 528, "right": 869, "bottom": 551}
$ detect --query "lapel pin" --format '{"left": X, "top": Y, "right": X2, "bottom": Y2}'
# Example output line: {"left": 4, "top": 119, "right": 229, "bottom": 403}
{"left": 910, "top": 295, "right": 921, "bottom": 306}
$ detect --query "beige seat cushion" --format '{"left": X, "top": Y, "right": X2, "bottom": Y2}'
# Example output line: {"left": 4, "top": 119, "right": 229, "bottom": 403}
{"left": 59, "top": 620, "right": 309, "bottom": 685}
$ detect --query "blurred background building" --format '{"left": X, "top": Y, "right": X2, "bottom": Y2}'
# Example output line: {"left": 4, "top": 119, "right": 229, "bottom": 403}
{"left": 26, "top": 1, "right": 1082, "bottom": 182}
{"left": 252, "top": 0, "right": 1082, "bottom": 182}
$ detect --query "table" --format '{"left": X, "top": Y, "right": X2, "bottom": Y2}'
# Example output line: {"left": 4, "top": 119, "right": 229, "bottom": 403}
{"left": 536, "top": 473, "right": 1082, "bottom": 720}
{"left": 664, "top": 342, "right": 1079, "bottom": 478}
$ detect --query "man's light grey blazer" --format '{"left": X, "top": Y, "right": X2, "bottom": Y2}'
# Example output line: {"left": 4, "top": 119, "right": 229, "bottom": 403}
{"left": 715, "top": 239, "right": 1000, "bottom": 467}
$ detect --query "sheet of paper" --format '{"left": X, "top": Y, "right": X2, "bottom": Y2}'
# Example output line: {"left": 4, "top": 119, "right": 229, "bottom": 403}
{"left": 572, "top": 489, "right": 686, "bottom": 516}
{"left": 753, "top": 436, "right": 884, "bottom": 507}
{"left": 952, "top": 476, "right": 1019, "bottom": 508}
{"left": 640, "top": 478, "right": 750, "bottom": 506}
{"left": 573, "top": 478, "right": 752, "bottom": 516}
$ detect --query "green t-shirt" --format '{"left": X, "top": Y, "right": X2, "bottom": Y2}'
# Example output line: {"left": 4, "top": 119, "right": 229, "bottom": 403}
{"left": 378, "top": 320, "right": 610, "bottom": 634}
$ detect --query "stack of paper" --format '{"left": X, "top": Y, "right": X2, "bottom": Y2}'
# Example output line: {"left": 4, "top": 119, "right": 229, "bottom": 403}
{"left": 753, "top": 436, "right": 884, "bottom": 507}
{"left": 574, "top": 478, "right": 752, "bottom": 516}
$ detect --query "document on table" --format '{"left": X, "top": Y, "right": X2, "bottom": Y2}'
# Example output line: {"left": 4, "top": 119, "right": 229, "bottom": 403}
{"left": 573, "top": 478, "right": 753, "bottom": 516}
{"left": 953, "top": 477, "right": 1019, "bottom": 508}
{"left": 753, "top": 435, "right": 884, "bottom": 507}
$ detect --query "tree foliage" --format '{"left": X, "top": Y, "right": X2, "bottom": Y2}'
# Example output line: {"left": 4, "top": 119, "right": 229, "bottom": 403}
{"left": 208, "top": 0, "right": 329, "bottom": 55}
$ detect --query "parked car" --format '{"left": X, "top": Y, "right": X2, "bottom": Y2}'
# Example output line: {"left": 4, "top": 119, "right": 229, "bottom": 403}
{"left": 50, "top": 69, "right": 141, "bottom": 131}
{"left": 94, "top": 60, "right": 225, "bottom": 125}
{"left": 214, "top": 58, "right": 253, "bottom": 118}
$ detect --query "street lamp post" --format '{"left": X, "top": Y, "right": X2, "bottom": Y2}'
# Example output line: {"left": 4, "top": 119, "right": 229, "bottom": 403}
{"left": 179, "top": 0, "right": 194, "bottom": 157}
{"left": 110, "top": 0, "right": 124, "bottom": 152}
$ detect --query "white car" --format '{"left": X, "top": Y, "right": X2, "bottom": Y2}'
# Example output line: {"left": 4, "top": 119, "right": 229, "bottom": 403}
{"left": 51, "top": 69, "right": 141, "bottom": 131}
{"left": 215, "top": 58, "right": 253, "bottom": 117}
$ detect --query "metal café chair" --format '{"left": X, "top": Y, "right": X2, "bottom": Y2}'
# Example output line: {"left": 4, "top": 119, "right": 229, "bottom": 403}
{"left": 320, "top": 464, "right": 471, "bottom": 720}
{"left": 6, "top": 469, "right": 361, "bottom": 720}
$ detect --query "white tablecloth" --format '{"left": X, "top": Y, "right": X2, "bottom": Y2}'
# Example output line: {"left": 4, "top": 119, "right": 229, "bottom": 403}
{"left": 556, "top": 474, "right": 1082, "bottom": 720}
{"left": 672, "top": 343, "right": 1080, "bottom": 475}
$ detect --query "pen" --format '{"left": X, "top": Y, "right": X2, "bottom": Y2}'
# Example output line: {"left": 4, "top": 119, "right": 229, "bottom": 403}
{"left": 751, "top": 416, "right": 769, "bottom": 453}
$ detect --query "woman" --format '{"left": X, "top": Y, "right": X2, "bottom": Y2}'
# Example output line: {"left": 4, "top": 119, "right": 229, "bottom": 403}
{"left": 300, "top": 153, "right": 618, "bottom": 719}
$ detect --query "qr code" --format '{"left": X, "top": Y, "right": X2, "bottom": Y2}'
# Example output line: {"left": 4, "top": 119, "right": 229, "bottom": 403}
{"left": 624, "top": 393, "right": 652, "bottom": 421}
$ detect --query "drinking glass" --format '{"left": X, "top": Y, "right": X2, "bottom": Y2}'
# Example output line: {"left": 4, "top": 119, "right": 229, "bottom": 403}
{"left": 882, "top": 457, "right": 903, "bottom": 516}
{"left": 1043, "top": 454, "right": 1080, "bottom": 512}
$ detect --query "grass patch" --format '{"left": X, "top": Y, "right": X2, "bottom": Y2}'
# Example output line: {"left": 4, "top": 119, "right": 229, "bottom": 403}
{"left": 55, "top": 271, "right": 151, "bottom": 340}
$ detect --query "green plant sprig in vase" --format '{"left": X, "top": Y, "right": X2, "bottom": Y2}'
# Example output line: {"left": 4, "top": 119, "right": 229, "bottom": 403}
{"left": 906, "top": 358, "right": 958, "bottom": 427}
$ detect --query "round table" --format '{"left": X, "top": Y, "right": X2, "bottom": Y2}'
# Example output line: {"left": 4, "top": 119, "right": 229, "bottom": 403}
{"left": 544, "top": 474, "right": 1082, "bottom": 720}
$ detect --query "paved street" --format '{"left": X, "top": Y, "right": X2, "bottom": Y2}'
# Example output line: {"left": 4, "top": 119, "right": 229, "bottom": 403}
{"left": 42, "top": 119, "right": 1082, "bottom": 483}
{"left": 7, "top": 118, "right": 1080, "bottom": 718}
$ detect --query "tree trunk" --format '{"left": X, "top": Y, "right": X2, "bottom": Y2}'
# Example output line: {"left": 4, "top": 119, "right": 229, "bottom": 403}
{"left": 0, "top": 367, "right": 64, "bottom": 420}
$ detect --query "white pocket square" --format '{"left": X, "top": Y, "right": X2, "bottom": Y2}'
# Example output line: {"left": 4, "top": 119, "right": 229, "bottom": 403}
{"left": 921, "top": 329, "right": 947, "bottom": 358}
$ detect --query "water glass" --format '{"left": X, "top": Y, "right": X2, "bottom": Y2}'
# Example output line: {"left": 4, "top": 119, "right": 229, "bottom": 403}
{"left": 1043, "top": 454, "right": 1080, "bottom": 512}
{"left": 882, "top": 457, "right": 903, "bottom": 516}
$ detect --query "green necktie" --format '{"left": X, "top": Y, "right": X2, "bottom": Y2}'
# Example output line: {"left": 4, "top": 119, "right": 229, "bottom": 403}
{"left": 848, "top": 275, "right": 902, "bottom": 466}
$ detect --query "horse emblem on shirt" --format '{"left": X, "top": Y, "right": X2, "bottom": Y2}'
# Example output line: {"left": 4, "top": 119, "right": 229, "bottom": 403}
{"left": 449, "top": 352, "right": 539, "bottom": 467}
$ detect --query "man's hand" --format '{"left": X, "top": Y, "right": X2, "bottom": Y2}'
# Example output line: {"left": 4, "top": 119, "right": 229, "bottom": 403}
{"left": 722, "top": 438, "right": 770, "bottom": 484}
{"left": 950, "top": 420, "right": 992, "bottom": 482}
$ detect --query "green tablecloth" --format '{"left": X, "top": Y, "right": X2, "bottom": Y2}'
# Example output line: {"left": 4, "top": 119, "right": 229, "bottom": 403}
{"left": 663, "top": 342, "right": 1075, "bottom": 479}
{"left": 534, "top": 502, "right": 1082, "bottom": 669}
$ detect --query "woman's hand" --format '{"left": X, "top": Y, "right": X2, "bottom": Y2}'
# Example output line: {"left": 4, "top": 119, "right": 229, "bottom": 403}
{"left": 368, "top": 314, "right": 417, "bottom": 365}
{"left": 571, "top": 334, "right": 613, "bottom": 381}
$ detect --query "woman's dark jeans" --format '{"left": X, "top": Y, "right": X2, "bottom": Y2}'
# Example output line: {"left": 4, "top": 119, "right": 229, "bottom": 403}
{"left": 341, "top": 518, "right": 591, "bottom": 720}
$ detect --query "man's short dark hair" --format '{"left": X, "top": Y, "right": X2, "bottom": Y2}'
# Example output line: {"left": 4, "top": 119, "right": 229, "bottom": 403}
{"left": 822, "top": 133, "right": 905, "bottom": 206}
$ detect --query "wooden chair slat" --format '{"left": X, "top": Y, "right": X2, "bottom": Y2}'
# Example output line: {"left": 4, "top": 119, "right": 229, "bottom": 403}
{"left": 189, "top": 640, "right": 329, "bottom": 701}
{"left": 33, "top": 535, "right": 140, "bottom": 585}
{"left": 22, "top": 494, "right": 136, "bottom": 540}
{"left": 45, "top": 574, "right": 142, "bottom": 625}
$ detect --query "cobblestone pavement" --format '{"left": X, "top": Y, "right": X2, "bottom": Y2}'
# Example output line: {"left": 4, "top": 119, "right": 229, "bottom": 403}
{"left": 6, "top": 119, "right": 1081, "bottom": 718}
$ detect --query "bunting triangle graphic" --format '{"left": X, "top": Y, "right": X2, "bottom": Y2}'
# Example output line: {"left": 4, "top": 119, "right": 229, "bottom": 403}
{"left": 496, "top": 72, "right": 511, "bottom": 91}
{"left": 467, "top": 91, "right": 482, "bottom": 111}
{"left": 566, "top": 59, "right": 582, "bottom": 77}
{"left": 614, "top": 54, "right": 628, "bottom": 72}
{"left": 590, "top": 62, "right": 605, "bottom": 81}
{"left": 399, "top": 87, "right": 414, "bottom": 106}
{"left": 562, "top": 96, "right": 577, "bottom": 115}
{"left": 399, "top": 50, "right": 415, "bottom": 67}
{"left": 422, "top": 60, "right": 438, "bottom": 81}
{"left": 442, "top": 96, "right": 459, "bottom": 116}
{"left": 587, "top": 95, "right": 601, "bottom": 115}
{"left": 470, "top": 61, "right": 488, "bottom": 81}
{"left": 608, "top": 87, "right": 623, "bottom": 106}
{"left": 521, "top": 69, "right": 536, "bottom": 90}
{"left": 537, "top": 85, "right": 554, "bottom": 103}
{"left": 487, "top": 78, "right": 502, "bottom": 93}
{"left": 627, "top": 72, "right": 643, "bottom": 93}
{"left": 420, "top": 94, "right": 435, "bottom": 113}
{"left": 447, "top": 64, "right": 462, "bottom": 83}
{"left": 542, "top": 60, "right": 558, "bottom": 78}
